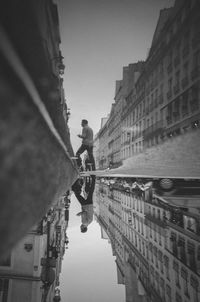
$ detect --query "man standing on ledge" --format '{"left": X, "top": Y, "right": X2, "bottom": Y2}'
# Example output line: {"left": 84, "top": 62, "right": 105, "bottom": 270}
{"left": 76, "top": 119, "right": 96, "bottom": 171}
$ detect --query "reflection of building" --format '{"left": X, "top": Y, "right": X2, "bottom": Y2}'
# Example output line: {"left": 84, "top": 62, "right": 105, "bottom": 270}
{"left": 94, "top": 178, "right": 200, "bottom": 302}
{"left": 0, "top": 193, "right": 70, "bottom": 302}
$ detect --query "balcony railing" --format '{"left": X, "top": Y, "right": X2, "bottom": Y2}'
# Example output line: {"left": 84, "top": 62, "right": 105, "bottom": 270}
{"left": 145, "top": 213, "right": 166, "bottom": 228}
{"left": 143, "top": 120, "right": 163, "bottom": 139}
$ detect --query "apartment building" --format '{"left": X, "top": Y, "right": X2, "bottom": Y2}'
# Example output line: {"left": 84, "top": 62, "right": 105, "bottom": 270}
{"left": 94, "top": 177, "right": 200, "bottom": 302}
{"left": 98, "top": 117, "right": 109, "bottom": 170}
{"left": 141, "top": 0, "right": 200, "bottom": 149}
{"left": 0, "top": 195, "right": 69, "bottom": 302}
{"left": 96, "top": 0, "right": 200, "bottom": 166}
{"left": 121, "top": 62, "right": 145, "bottom": 159}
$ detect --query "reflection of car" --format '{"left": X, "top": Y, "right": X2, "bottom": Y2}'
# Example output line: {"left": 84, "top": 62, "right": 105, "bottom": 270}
{"left": 153, "top": 178, "right": 200, "bottom": 196}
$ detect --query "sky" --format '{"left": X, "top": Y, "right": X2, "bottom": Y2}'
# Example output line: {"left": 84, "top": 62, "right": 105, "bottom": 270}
{"left": 57, "top": 0, "right": 175, "bottom": 151}
{"left": 60, "top": 194, "right": 125, "bottom": 302}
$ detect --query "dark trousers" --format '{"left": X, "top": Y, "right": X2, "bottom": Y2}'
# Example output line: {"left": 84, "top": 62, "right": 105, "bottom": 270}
{"left": 76, "top": 144, "right": 96, "bottom": 170}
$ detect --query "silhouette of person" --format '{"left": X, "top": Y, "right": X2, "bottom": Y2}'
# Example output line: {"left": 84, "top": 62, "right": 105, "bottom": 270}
{"left": 76, "top": 119, "right": 96, "bottom": 170}
{"left": 72, "top": 176, "right": 96, "bottom": 233}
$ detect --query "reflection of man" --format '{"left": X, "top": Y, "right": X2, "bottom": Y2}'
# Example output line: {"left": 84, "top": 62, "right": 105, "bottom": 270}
{"left": 72, "top": 176, "right": 96, "bottom": 233}
{"left": 76, "top": 119, "right": 96, "bottom": 170}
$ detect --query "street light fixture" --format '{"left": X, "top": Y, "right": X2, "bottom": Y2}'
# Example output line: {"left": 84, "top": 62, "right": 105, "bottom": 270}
{"left": 51, "top": 52, "right": 65, "bottom": 75}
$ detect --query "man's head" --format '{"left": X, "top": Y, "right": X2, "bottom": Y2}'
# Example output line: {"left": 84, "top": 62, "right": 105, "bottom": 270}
{"left": 81, "top": 119, "right": 88, "bottom": 127}
{"left": 80, "top": 224, "right": 88, "bottom": 233}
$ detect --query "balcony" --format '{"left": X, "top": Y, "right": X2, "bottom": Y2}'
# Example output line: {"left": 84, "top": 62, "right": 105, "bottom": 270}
{"left": 191, "top": 67, "right": 200, "bottom": 81}
{"left": 145, "top": 213, "right": 166, "bottom": 228}
{"left": 173, "top": 84, "right": 180, "bottom": 95}
{"left": 143, "top": 120, "right": 163, "bottom": 139}
{"left": 167, "top": 90, "right": 172, "bottom": 100}
{"left": 181, "top": 76, "right": 189, "bottom": 89}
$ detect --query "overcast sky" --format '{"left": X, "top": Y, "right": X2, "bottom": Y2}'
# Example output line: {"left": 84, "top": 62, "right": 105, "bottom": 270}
{"left": 57, "top": 0, "right": 174, "bottom": 151}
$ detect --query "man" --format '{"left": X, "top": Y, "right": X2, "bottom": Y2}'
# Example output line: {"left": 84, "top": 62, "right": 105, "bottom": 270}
{"left": 72, "top": 176, "right": 96, "bottom": 233}
{"left": 76, "top": 119, "right": 95, "bottom": 170}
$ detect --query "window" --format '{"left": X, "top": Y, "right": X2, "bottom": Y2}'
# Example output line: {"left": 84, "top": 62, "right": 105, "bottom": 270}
{"left": 164, "top": 256, "right": 170, "bottom": 279}
{"left": 181, "top": 268, "right": 189, "bottom": 297}
{"left": 173, "top": 261, "right": 180, "bottom": 287}
{"left": 175, "top": 292, "right": 182, "bottom": 302}
{"left": 166, "top": 285, "right": 172, "bottom": 302}
{"left": 190, "top": 275, "right": 199, "bottom": 302}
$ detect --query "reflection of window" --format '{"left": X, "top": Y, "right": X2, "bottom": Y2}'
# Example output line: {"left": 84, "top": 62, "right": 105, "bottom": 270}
{"left": 159, "top": 251, "right": 164, "bottom": 274}
{"left": 181, "top": 268, "right": 189, "bottom": 297}
{"left": 166, "top": 285, "right": 172, "bottom": 302}
{"left": 176, "top": 292, "right": 182, "bottom": 302}
{"left": 160, "top": 278, "right": 165, "bottom": 299}
{"left": 173, "top": 261, "right": 180, "bottom": 287}
{"left": 188, "top": 242, "right": 196, "bottom": 270}
{"left": 182, "top": 91, "right": 189, "bottom": 116}
{"left": 191, "top": 275, "right": 199, "bottom": 302}
{"left": 164, "top": 256, "right": 170, "bottom": 279}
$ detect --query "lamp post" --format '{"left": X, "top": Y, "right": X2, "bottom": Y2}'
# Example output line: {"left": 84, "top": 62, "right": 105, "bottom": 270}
{"left": 51, "top": 52, "right": 65, "bottom": 75}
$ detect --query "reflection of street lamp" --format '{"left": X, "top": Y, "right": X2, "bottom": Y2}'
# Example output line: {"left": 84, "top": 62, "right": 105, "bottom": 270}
{"left": 41, "top": 210, "right": 56, "bottom": 302}
{"left": 53, "top": 288, "right": 61, "bottom": 302}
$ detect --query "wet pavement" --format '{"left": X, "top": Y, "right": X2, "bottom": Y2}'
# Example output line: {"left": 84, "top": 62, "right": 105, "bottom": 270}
{"left": 0, "top": 176, "right": 200, "bottom": 302}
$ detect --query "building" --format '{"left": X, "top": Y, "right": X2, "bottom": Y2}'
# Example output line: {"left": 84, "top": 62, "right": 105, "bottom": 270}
{"left": 95, "top": 0, "right": 200, "bottom": 166}
{"left": 98, "top": 117, "right": 109, "bottom": 169}
{"left": 0, "top": 193, "right": 70, "bottom": 302}
{"left": 141, "top": 0, "right": 200, "bottom": 149}
{"left": 94, "top": 177, "right": 200, "bottom": 302}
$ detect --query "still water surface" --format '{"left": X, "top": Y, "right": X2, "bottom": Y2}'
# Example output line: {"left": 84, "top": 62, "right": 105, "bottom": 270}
{"left": 0, "top": 177, "right": 200, "bottom": 302}
{"left": 60, "top": 193, "right": 125, "bottom": 302}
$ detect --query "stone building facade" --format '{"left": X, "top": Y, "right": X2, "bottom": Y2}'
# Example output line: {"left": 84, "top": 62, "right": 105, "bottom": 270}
{"left": 95, "top": 0, "right": 200, "bottom": 168}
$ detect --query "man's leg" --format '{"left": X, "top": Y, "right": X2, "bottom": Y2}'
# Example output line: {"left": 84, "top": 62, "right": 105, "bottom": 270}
{"left": 76, "top": 144, "right": 87, "bottom": 168}
{"left": 86, "top": 146, "right": 96, "bottom": 170}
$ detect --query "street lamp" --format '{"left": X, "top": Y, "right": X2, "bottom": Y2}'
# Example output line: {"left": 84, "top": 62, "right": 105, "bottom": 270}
{"left": 51, "top": 52, "right": 65, "bottom": 75}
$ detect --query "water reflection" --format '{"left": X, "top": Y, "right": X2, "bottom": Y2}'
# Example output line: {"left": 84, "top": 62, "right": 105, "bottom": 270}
{"left": 72, "top": 176, "right": 96, "bottom": 233}
{"left": 94, "top": 177, "right": 200, "bottom": 302}
{"left": 0, "top": 191, "right": 71, "bottom": 302}
{"left": 1, "top": 177, "right": 200, "bottom": 302}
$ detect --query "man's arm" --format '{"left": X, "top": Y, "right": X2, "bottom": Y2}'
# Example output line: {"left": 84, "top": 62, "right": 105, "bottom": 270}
{"left": 78, "top": 128, "right": 87, "bottom": 139}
